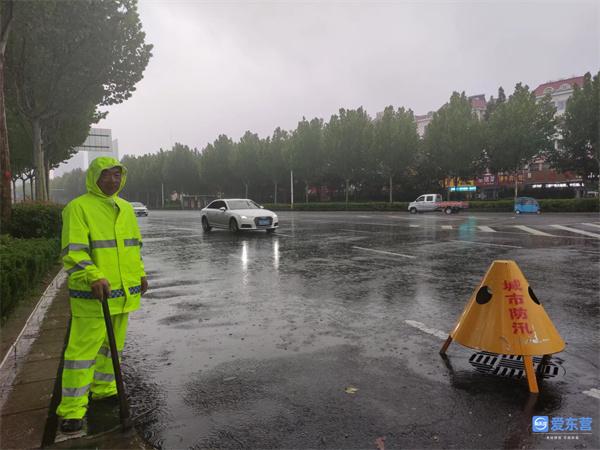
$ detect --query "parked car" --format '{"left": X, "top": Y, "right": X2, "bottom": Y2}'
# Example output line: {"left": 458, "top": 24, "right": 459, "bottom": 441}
{"left": 131, "top": 202, "right": 149, "bottom": 217}
{"left": 200, "top": 199, "right": 278, "bottom": 233}
{"left": 408, "top": 194, "right": 469, "bottom": 214}
{"left": 514, "top": 197, "right": 540, "bottom": 214}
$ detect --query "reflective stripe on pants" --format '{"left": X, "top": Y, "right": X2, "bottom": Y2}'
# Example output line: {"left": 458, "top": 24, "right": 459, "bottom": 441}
{"left": 56, "top": 313, "right": 129, "bottom": 419}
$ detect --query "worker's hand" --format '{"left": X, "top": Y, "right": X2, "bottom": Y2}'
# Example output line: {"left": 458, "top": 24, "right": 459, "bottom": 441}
{"left": 141, "top": 277, "right": 148, "bottom": 295}
{"left": 91, "top": 279, "right": 111, "bottom": 301}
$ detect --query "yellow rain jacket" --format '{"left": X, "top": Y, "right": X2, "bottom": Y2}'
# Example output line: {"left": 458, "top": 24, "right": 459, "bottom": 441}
{"left": 62, "top": 157, "right": 145, "bottom": 317}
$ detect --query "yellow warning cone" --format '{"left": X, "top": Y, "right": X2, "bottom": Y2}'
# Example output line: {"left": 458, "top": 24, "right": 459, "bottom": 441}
{"left": 440, "top": 260, "right": 565, "bottom": 393}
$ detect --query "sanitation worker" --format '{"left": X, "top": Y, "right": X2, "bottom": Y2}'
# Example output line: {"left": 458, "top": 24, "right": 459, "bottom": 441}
{"left": 57, "top": 156, "right": 147, "bottom": 433}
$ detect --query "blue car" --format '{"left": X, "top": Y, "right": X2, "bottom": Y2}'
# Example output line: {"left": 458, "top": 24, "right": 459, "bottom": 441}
{"left": 514, "top": 197, "right": 540, "bottom": 214}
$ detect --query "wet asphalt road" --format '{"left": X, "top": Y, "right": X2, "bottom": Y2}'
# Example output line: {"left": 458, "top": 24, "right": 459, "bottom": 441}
{"left": 123, "top": 210, "right": 600, "bottom": 449}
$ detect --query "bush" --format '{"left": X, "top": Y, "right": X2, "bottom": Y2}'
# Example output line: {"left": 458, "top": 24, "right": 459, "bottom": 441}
{"left": 263, "top": 202, "right": 410, "bottom": 211}
{"left": 0, "top": 235, "right": 60, "bottom": 319}
{"left": 538, "top": 198, "right": 599, "bottom": 212}
{"left": 8, "top": 203, "right": 63, "bottom": 238}
{"left": 264, "top": 198, "right": 599, "bottom": 213}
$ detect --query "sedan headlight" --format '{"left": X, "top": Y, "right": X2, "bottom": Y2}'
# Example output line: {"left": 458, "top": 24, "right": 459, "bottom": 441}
{"left": 241, "top": 215, "right": 248, "bottom": 219}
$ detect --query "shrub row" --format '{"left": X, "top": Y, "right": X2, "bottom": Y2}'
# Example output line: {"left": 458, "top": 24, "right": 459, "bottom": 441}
{"left": 264, "top": 198, "right": 598, "bottom": 213}
{"left": 0, "top": 235, "right": 60, "bottom": 319}
{"left": 8, "top": 203, "right": 63, "bottom": 238}
{"left": 263, "top": 202, "right": 410, "bottom": 211}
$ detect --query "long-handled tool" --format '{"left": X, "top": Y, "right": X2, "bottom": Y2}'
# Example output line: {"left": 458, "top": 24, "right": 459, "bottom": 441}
{"left": 100, "top": 297, "right": 132, "bottom": 431}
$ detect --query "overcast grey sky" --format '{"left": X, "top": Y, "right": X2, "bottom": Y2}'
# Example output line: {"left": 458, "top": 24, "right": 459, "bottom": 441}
{"left": 97, "top": 0, "right": 599, "bottom": 158}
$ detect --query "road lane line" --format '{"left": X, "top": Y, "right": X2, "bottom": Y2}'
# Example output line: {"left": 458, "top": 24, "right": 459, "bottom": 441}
{"left": 582, "top": 388, "right": 600, "bottom": 400}
{"left": 550, "top": 225, "right": 600, "bottom": 239}
{"left": 357, "top": 215, "right": 372, "bottom": 218}
{"left": 340, "top": 229, "right": 373, "bottom": 234}
{"left": 478, "top": 225, "right": 496, "bottom": 232}
{"left": 450, "top": 239, "right": 523, "bottom": 249}
{"left": 409, "top": 224, "right": 420, "bottom": 228}
{"left": 512, "top": 225, "right": 554, "bottom": 236}
{"left": 405, "top": 320, "right": 447, "bottom": 339}
{"left": 441, "top": 225, "right": 453, "bottom": 230}
{"left": 581, "top": 222, "right": 600, "bottom": 230}
{"left": 352, "top": 246, "right": 416, "bottom": 259}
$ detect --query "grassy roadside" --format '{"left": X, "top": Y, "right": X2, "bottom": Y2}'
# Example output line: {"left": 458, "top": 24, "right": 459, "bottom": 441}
{"left": 0, "top": 262, "right": 63, "bottom": 362}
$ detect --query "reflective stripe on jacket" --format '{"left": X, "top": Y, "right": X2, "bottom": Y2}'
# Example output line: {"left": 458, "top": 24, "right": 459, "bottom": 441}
{"left": 62, "top": 156, "right": 145, "bottom": 317}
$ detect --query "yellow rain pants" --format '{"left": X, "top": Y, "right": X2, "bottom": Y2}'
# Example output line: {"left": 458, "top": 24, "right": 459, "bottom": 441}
{"left": 56, "top": 313, "right": 129, "bottom": 419}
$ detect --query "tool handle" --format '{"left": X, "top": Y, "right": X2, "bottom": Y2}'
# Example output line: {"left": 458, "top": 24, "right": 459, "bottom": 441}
{"left": 100, "top": 298, "right": 132, "bottom": 430}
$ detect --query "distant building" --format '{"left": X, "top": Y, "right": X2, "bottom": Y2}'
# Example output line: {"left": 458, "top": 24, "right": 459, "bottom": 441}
{"left": 415, "top": 112, "right": 434, "bottom": 137}
{"left": 533, "top": 75, "right": 585, "bottom": 115}
{"left": 52, "top": 128, "right": 119, "bottom": 177}
{"left": 414, "top": 95, "right": 487, "bottom": 137}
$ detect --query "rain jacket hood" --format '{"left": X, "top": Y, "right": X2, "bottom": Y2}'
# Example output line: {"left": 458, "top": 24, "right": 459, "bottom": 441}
{"left": 86, "top": 157, "right": 128, "bottom": 198}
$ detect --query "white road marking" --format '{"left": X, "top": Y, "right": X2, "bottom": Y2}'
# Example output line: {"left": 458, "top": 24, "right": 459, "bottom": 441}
{"left": 273, "top": 232, "right": 293, "bottom": 237}
{"left": 357, "top": 215, "right": 372, "bottom": 218}
{"left": 450, "top": 239, "right": 523, "bottom": 249}
{"left": 352, "top": 246, "right": 416, "bottom": 259}
{"left": 441, "top": 225, "right": 453, "bottom": 230}
{"left": 405, "top": 320, "right": 448, "bottom": 340}
{"left": 550, "top": 224, "right": 600, "bottom": 239}
{"left": 478, "top": 225, "right": 496, "bottom": 233}
{"left": 512, "top": 225, "right": 554, "bottom": 236}
{"left": 339, "top": 229, "right": 373, "bottom": 234}
{"left": 409, "top": 224, "right": 420, "bottom": 228}
{"left": 581, "top": 222, "right": 600, "bottom": 230}
{"left": 582, "top": 388, "right": 600, "bottom": 400}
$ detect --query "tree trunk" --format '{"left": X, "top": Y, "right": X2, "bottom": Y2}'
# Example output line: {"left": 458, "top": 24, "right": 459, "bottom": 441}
{"left": 22, "top": 179, "right": 25, "bottom": 200}
{"left": 45, "top": 159, "right": 50, "bottom": 201}
{"left": 514, "top": 168, "right": 518, "bottom": 201}
{"left": 29, "top": 177, "right": 34, "bottom": 199}
{"left": 389, "top": 174, "right": 393, "bottom": 204}
{"left": 0, "top": 52, "right": 11, "bottom": 226}
{"left": 12, "top": 178, "right": 16, "bottom": 202}
{"left": 32, "top": 118, "right": 47, "bottom": 201}
{"left": 274, "top": 181, "right": 277, "bottom": 204}
{"left": 305, "top": 181, "right": 309, "bottom": 203}
{"left": 345, "top": 179, "right": 349, "bottom": 206}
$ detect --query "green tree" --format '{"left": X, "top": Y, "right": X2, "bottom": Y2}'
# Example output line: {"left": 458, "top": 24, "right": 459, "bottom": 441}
{"left": 5, "top": 0, "right": 152, "bottom": 201}
{"left": 260, "top": 127, "right": 289, "bottom": 203}
{"left": 485, "top": 83, "right": 557, "bottom": 199}
{"left": 423, "top": 92, "right": 483, "bottom": 196}
{"left": 289, "top": 117, "right": 324, "bottom": 202}
{"left": 200, "top": 135, "right": 235, "bottom": 196}
{"left": 372, "top": 106, "right": 419, "bottom": 203}
{"left": 162, "top": 143, "right": 201, "bottom": 196}
{"left": 232, "top": 131, "right": 263, "bottom": 198}
{"left": 324, "top": 107, "right": 373, "bottom": 204}
{"left": 546, "top": 71, "right": 599, "bottom": 190}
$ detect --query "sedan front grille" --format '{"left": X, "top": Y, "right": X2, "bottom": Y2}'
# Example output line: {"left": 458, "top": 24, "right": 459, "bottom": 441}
{"left": 254, "top": 216, "right": 273, "bottom": 226}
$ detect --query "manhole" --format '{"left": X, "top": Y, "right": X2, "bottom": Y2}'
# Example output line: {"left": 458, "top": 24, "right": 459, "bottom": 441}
{"left": 469, "top": 351, "right": 565, "bottom": 379}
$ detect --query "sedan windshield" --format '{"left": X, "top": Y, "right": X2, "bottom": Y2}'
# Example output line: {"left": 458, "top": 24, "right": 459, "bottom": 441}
{"left": 131, "top": 202, "right": 144, "bottom": 207}
{"left": 227, "top": 200, "right": 260, "bottom": 210}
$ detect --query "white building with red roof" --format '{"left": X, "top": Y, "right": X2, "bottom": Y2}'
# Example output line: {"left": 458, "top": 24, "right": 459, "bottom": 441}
{"left": 533, "top": 75, "right": 585, "bottom": 114}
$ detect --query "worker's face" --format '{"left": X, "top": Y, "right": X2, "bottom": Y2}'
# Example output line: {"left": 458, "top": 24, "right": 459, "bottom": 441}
{"left": 97, "top": 167, "right": 122, "bottom": 196}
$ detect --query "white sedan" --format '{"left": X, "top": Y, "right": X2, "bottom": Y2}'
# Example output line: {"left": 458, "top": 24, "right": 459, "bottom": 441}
{"left": 200, "top": 199, "right": 279, "bottom": 233}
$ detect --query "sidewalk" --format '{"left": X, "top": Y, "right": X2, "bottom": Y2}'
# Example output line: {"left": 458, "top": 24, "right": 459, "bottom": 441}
{"left": 0, "top": 272, "right": 149, "bottom": 449}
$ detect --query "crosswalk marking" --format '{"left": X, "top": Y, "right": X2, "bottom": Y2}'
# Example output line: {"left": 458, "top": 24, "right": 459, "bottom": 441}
{"left": 478, "top": 225, "right": 496, "bottom": 233}
{"left": 550, "top": 224, "right": 600, "bottom": 239}
{"left": 450, "top": 239, "right": 523, "bottom": 249}
{"left": 513, "top": 225, "right": 554, "bottom": 236}
{"left": 441, "top": 225, "right": 453, "bottom": 230}
{"left": 581, "top": 222, "right": 600, "bottom": 230}
{"left": 353, "top": 246, "right": 416, "bottom": 259}
{"left": 582, "top": 388, "right": 600, "bottom": 400}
